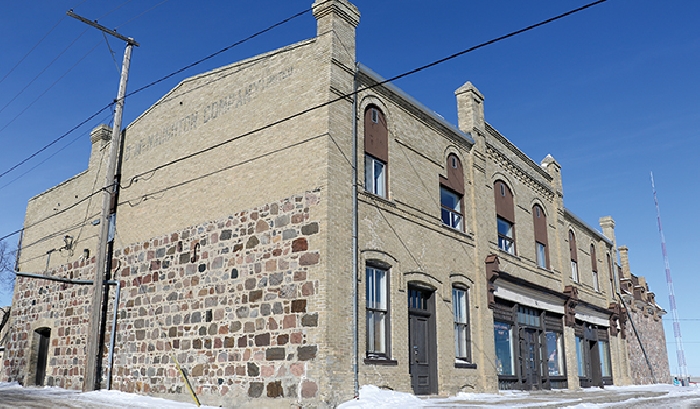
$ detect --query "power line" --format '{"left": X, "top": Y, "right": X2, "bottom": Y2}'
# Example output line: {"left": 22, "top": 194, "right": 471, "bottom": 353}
{"left": 0, "top": 7, "right": 311, "bottom": 182}
{"left": 123, "top": 0, "right": 608, "bottom": 189}
{"left": 0, "top": 111, "right": 113, "bottom": 191}
{"left": 0, "top": 39, "right": 104, "bottom": 136}
{"left": 0, "top": 0, "right": 607, "bottom": 242}
{"left": 0, "top": 17, "right": 67, "bottom": 88}
{"left": 0, "top": 28, "right": 89, "bottom": 117}
{"left": 0, "top": 102, "right": 114, "bottom": 180}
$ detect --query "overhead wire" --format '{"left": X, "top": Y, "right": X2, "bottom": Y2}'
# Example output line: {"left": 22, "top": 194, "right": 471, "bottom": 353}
{"left": 0, "top": 39, "right": 105, "bottom": 136}
{"left": 0, "top": 0, "right": 608, "bottom": 245}
{"left": 123, "top": 0, "right": 609, "bottom": 189}
{"left": 0, "top": 111, "right": 113, "bottom": 191}
{"left": 0, "top": 28, "right": 90, "bottom": 117}
{"left": 0, "top": 7, "right": 311, "bottom": 181}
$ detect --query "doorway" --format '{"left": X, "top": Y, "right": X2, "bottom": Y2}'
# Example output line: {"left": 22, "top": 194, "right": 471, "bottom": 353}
{"left": 34, "top": 328, "right": 51, "bottom": 386}
{"left": 408, "top": 286, "right": 437, "bottom": 395}
{"left": 520, "top": 328, "right": 542, "bottom": 390}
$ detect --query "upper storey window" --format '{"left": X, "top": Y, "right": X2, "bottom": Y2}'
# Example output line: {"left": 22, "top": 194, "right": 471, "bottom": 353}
{"left": 533, "top": 204, "right": 549, "bottom": 269}
{"left": 440, "top": 153, "right": 465, "bottom": 231}
{"left": 364, "top": 106, "right": 388, "bottom": 198}
{"left": 591, "top": 244, "right": 599, "bottom": 292}
{"left": 569, "top": 230, "right": 579, "bottom": 282}
{"left": 494, "top": 180, "right": 515, "bottom": 254}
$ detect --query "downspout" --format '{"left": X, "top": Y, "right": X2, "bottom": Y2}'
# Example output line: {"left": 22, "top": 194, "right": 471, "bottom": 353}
{"left": 351, "top": 62, "right": 359, "bottom": 398}
{"left": 15, "top": 272, "right": 122, "bottom": 388}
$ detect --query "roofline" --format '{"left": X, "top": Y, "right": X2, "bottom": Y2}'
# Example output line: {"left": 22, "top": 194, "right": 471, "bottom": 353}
{"left": 358, "top": 63, "right": 474, "bottom": 146}
{"left": 564, "top": 208, "right": 614, "bottom": 246}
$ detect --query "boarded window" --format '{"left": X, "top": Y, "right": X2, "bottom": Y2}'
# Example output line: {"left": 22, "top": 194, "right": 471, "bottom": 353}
{"left": 364, "top": 106, "right": 388, "bottom": 162}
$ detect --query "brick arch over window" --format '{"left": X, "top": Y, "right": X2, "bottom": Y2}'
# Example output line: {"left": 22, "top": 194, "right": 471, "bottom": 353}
{"left": 364, "top": 105, "right": 389, "bottom": 197}
{"left": 494, "top": 180, "right": 514, "bottom": 222}
{"left": 364, "top": 105, "right": 388, "bottom": 162}
{"left": 532, "top": 203, "right": 549, "bottom": 269}
{"left": 440, "top": 153, "right": 464, "bottom": 195}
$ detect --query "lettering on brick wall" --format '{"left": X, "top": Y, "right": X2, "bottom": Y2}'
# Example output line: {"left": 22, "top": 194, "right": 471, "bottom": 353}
{"left": 124, "top": 66, "right": 294, "bottom": 162}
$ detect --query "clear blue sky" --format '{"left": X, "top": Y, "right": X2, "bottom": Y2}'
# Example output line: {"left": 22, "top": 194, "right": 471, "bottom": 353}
{"left": 1, "top": 0, "right": 698, "bottom": 377}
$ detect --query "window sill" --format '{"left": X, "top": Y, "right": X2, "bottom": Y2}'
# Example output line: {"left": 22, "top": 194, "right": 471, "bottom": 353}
{"left": 455, "top": 361, "right": 477, "bottom": 369}
{"left": 361, "top": 191, "right": 394, "bottom": 206}
{"left": 364, "top": 357, "right": 398, "bottom": 366}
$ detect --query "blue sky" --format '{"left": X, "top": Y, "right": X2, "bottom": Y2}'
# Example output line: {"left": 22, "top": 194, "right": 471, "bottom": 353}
{"left": 1, "top": 0, "right": 698, "bottom": 377}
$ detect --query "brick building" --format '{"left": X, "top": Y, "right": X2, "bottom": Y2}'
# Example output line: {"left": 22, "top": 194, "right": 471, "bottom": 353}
{"left": 4, "top": 0, "right": 669, "bottom": 407}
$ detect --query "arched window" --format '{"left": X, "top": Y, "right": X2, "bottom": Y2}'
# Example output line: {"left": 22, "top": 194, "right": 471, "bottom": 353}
{"left": 591, "top": 243, "right": 599, "bottom": 292}
{"left": 532, "top": 204, "right": 548, "bottom": 269}
{"left": 440, "top": 153, "right": 464, "bottom": 230}
{"left": 364, "top": 106, "right": 388, "bottom": 198}
{"left": 494, "top": 180, "right": 515, "bottom": 254}
{"left": 569, "top": 230, "right": 578, "bottom": 282}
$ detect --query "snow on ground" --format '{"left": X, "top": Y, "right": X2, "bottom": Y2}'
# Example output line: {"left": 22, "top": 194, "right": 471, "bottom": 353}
{"left": 0, "top": 382, "right": 219, "bottom": 408}
{"left": 338, "top": 383, "right": 700, "bottom": 408}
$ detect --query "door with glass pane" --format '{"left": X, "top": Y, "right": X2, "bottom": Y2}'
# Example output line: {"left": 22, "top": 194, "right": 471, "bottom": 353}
{"left": 408, "top": 287, "right": 436, "bottom": 395}
{"left": 520, "top": 328, "right": 542, "bottom": 389}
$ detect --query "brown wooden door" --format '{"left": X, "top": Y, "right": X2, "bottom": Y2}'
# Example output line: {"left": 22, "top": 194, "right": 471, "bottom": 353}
{"left": 520, "top": 328, "right": 542, "bottom": 390}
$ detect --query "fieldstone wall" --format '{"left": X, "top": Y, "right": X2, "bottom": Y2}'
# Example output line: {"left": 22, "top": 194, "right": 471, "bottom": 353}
{"left": 5, "top": 191, "right": 325, "bottom": 407}
{"left": 625, "top": 305, "right": 671, "bottom": 384}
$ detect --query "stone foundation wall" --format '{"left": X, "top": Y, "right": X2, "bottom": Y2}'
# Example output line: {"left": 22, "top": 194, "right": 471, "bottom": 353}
{"left": 625, "top": 306, "right": 671, "bottom": 384}
{"left": 6, "top": 191, "right": 326, "bottom": 407}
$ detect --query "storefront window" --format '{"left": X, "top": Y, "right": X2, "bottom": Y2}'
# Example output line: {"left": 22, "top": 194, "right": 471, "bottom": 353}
{"left": 546, "top": 332, "right": 564, "bottom": 376}
{"left": 494, "top": 321, "right": 514, "bottom": 375}
{"left": 598, "top": 341, "right": 612, "bottom": 377}
{"left": 575, "top": 336, "right": 586, "bottom": 377}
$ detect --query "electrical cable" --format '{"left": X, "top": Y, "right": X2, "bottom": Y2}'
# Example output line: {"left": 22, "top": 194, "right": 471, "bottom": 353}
{"left": 0, "top": 28, "right": 90, "bottom": 117}
{"left": 115, "top": 0, "right": 172, "bottom": 30}
{"left": 122, "top": 0, "right": 609, "bottom": 188}
{"left": 0, "top": 0, "right": 607, "bottom": 242}
{"left": 0, "top": 102, "right": 114, "bottom": 180}
{"left": 0, "top": 39, "right": 104, "bottom": 136}
{"left": 0, "top": 7, "right": 311, "bottom": 181}
{"left": 0, "top": 111, "right": 113, "bottom": 191}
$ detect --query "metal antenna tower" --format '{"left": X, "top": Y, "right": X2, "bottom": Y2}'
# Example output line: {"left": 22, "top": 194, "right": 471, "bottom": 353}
{"left": 651, "top": 172, "right": 688, "bottom": 383}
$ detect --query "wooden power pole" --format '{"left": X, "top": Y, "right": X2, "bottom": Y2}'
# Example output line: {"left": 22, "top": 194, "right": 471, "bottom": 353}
{"left": 67, "top": 10, "right": 138, "bottom": 391}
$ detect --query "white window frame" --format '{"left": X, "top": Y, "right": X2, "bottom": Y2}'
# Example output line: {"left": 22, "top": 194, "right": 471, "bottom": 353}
{"left": 366, "top": 266, "right": 388, "bottom": 357}
{"left": 497, "top": 217, "right": 515, "bottom": 254}
{"left": 452, "top": 287, "right": 471, "bottom": 363}
{"left": 365, "top": 154, "right": 386, "bottom": 198}
{"left": 441, "top": 186, "right": 462, "bottom": 230}
{"left": 571, "top": 260, "right": 579, "bottom": 283}
{"left": 592, "top": 269, "right": 600, "bottom": 292}
{"left": 536, "top": 242, "right": 547, "bottom": 269}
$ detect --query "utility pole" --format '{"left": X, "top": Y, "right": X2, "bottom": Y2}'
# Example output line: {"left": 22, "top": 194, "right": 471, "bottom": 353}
{"left": 67, "top": 10, "right": 139, "bottom": 392}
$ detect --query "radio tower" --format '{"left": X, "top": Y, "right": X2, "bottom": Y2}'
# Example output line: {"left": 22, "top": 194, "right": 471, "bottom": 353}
{"left": 651, "top": 172, "right": 688, "bottom": 384}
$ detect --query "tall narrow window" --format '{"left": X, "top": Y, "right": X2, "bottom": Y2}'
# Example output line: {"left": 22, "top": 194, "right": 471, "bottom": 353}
{"left": 598, "top": 341, "right": 612, "bottom": 377}
{"left": 364, "top": 106, "right": 388, "bottom": 198}
{"left": 452, "top": 287, "right": 471, "bottom": 363}
{"left": 607, "top": 253, "right": 614, "bottom": 295}
{"left": 441, "top": 187, "right": 462, "bottom": 230}
{"left": 494, "top": 180, "right": 515, "bottom": 254}
{"left": 533, "top": 204, "right": 549, "bottom": 269}
{"left": 494, "top": 321, "right": 515, "bottom": 375}
{"left": 575, "top": 335, "right": 586, "bottom": 377}
{"left": 546, "top": 332, "right": 564, "bottom": 376}
{"left": 366, "top": 266, "right": 388, "bottom": 357}
{"left": 591, "top": 244, "right": 599, "bottom": 292}
{"left": 569, "top": 230, "right": 579, "bottom": 283}
{"left": 440, "top": 153, "right": 465, "bottom": 231}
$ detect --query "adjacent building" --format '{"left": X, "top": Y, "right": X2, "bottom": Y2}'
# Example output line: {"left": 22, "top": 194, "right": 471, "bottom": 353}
{"left": 3, "top": 0, "right": 670, "bottom": 407}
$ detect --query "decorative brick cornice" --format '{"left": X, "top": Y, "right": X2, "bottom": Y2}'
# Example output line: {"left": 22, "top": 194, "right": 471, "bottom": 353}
{"left": 486, "top": 144, "right": 555, "bottom": 202}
